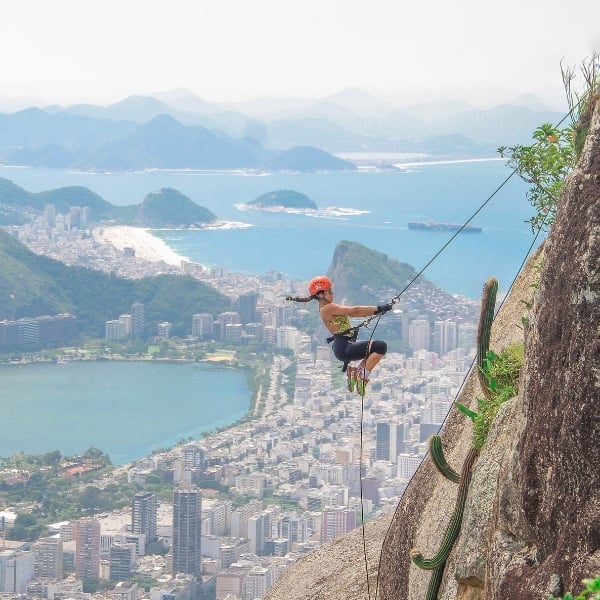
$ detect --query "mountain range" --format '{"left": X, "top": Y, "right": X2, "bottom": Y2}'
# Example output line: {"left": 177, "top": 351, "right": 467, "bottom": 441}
{"left": 0, "top": 88, "right": 565, "bottom": 171}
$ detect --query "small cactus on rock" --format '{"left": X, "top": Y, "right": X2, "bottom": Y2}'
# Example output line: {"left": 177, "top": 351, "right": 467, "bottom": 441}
{"left": 409, "top": 277, "right": 499, "bottom": 598}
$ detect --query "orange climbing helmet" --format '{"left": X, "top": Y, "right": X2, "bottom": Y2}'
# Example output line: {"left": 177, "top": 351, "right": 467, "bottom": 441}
{"left": 308, "top": 275, "right": 333, "bottom": 296}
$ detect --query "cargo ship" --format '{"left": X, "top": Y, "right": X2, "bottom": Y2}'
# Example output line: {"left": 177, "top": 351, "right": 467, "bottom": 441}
{"left": 408, "top": 220, "right": 482, "bottom": 233}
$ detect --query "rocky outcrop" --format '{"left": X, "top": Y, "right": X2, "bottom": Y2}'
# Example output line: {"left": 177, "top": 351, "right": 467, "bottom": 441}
{"left": 381, "top": 95, "right": 599, "bottom": 599}
{"left": 266, "top": 96, "right": 599, "bottom": 600}
{"left": 483, "top": 95, "right": 600, "bottom": 598}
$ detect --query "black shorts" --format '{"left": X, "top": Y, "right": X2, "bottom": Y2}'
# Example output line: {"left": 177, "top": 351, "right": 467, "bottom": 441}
{"left": 331, "top": 336, "right": 373, "bottom": 363}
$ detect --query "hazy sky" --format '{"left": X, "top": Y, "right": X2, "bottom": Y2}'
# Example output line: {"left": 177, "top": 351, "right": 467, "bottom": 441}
{"left": 1, "top": 0, "right": 598, "bottom": 109}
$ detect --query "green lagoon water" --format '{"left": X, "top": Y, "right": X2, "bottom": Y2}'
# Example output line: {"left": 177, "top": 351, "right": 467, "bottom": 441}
{"left": 0, "top": 361, "right": 250, "bottom": 465}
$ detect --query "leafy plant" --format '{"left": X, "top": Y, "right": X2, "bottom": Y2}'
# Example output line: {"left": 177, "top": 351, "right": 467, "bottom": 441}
{"left": 498, "top": 123, "right": 575, "bottom": 232}
{"left": 549, "top": 575, "right": 600, "bottom": 600}
{"left": 498, "top": 54, "right": 599, "bottom": 233}
{"left": 471, "top": 344, "right": 523, "bottom": 451}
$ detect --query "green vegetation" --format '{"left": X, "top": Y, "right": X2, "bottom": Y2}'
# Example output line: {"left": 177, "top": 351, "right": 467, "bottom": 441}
{"left": 0, "top": 177, "right": 217, "bottom": 227}
{"left": 498, "top": 124, "right": 574, "bottom": 232}
{"left": 135, "top": 188, "right": 217, "bottom": 227}
{"left": 0, "top": 447, "right": 129, "bottom": 535}
{"left": 498, "top": 55, "right": 598, "bottom": 232}
{"left": 457, "top": 344, "right": 524, "bottom": 452}
{"left": 0, "top": 229, "right": 230, "bottom": 337}
{"left": 248, "top": 189, "right": 317, "bottom": 209}
{"left": 471, "top": 345, "right": 523, "bottom": 451}
{"left": 549, "top": 575, "right": 600, "bottom": 600}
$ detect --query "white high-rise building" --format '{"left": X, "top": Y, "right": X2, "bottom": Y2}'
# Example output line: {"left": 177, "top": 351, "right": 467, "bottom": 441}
{"left": 409, "top": 319, "right": 430, "bottom": 352}
{"left": 192, "top": 313, "right": 213, "bottom": 339}
{"left": 132, "top": 492, "right": 157, "bottom": 542}
{"left": 433, "top": 320, "right": 458, "bottom": 356}
{"left": 397, "top": 453, "right": 424, "bottom": 481}
{"left": 0, "top": 549, "right": 35, "bottom": 593}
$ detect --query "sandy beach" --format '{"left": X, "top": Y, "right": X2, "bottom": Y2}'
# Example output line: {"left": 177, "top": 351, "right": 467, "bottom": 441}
{"left": 93, "top": 226, "right": 188, "bottom": 266}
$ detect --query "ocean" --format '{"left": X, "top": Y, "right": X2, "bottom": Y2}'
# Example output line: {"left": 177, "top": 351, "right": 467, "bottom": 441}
{"left": 0, "top": 159, "right": 540, "bottom": 299}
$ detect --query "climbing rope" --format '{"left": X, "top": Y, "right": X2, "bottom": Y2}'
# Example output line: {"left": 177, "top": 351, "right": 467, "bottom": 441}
{"left": 358, "top": 109, "right": 569, "bottom": 598}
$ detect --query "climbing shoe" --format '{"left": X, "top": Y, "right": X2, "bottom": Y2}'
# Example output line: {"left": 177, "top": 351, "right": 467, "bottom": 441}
{"left": 356, "top": 369, "right": 370, "bottom": 397}
{"left": 346, "top": 366, "right": 357, "bottom": 392}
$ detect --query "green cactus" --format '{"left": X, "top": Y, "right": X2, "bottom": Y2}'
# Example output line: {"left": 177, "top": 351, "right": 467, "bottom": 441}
{"left": 477, "top": 277, "right": 498, "bottom": 397}
{"left": 409, "top": 277, "right": 500, "bottom": 598}
{"left": 424, "top": 564, "right": 445, "bottom": 600}
{"left": 429, "top": 435, "right": 460, "bottom": 483}
{"left": 410, "top": 448, "right": 477, "bottom": 570}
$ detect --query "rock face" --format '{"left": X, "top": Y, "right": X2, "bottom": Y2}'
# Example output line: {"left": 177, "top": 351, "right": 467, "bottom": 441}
{"left": 484, "top": 95, "right": 600, "bottom": 599}
{"left": 381, "top": 95, "right": 600, "bottom": 599}
{"left": 265, "top": 97, "right": 599, "bottom": 600}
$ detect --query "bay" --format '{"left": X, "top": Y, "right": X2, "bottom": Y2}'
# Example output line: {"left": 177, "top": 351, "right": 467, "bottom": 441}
{"left": 0, "top": 160, "right": 541, "bottom": 299}
{"left": 0, "top": 361, "right": 250, "bottom": 465}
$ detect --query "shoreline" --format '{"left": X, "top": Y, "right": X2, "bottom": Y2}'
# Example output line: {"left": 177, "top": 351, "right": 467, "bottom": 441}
{"left": 93, "top": 225, "right": 189, "bottom": 266}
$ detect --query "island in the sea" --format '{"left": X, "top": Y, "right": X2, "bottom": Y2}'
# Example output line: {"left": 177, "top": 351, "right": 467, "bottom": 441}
{"left": 408, "top": 220, "right": 483, "bottom": 233}
{"left": 236, "top": 189, "right": 367, "bottom": 219}
{"left": 246, "top": 189, "right": 317, "bottom": 210}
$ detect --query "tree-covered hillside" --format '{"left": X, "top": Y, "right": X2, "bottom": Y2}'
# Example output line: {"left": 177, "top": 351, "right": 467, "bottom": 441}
{"left": 0, "top": 229, "right": 230, "bottom": 338}
{"left": 0, "top": 178, "right": 216, "bottom": 228}
{"left": 327, "top": 240, "right": 418, "bottom": 304}
{"left": 248, "top": 189, "right": 317, "bottom": 209}
{"left": 134, "top": 187, "right": 217, "bottom": 227}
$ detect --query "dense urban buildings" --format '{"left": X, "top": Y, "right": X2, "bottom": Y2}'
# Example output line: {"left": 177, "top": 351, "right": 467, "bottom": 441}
{"left": 0, "top": 208, "right": 480, "bottom": 599}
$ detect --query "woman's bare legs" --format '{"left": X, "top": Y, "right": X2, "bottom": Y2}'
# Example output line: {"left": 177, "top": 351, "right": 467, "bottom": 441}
{"left": 358, "top": 342, "right": 384, "bottom": 374}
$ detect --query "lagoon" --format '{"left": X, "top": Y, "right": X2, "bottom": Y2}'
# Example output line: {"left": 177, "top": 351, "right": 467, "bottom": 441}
{"left": 0, "top": 360, "right": 250, "bottom": 465}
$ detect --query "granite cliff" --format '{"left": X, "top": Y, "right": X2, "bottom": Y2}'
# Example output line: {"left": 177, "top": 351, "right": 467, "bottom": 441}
{"left": 266, "top": 96, "right": 599, "bottom": 599}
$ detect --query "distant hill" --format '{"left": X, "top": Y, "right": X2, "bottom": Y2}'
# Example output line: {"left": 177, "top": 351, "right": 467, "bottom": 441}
{"left": 0, "top": 108, "right": 356, "bottom": 172}
{"left": 248, "top": 190, "right": 317, "bottom": 209}
{"left": 134, "top": 188, "right": 217, "bottom": 227}
{"left": 1, "top": 90, "right": 565, "bottom": 169}
{"left": 325, "top": 240, "right": 474, "bottom": 321}
{"left": 327, "top": 240, "right": 418, "bottom": 304}
{"left": 0, "top": 228, "right": 230, "bottom": 337}
{"left": 263, "top": 145, "right": 354, "bottom": 171}
{"left": 0, "top": 178, "right": 216, "bottom": 228}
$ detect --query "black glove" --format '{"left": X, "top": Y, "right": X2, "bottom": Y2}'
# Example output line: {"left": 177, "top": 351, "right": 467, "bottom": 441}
{"left": 375, "top": 303, "right": 393, "bottom": 315}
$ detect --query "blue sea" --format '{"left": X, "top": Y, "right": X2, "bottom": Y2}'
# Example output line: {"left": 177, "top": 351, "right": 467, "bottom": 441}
{"left": 0, "top": 160, "right": 542, "bottom": 462}
{"left": 0, "top": 159, "right": 541, "bottom": 299}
